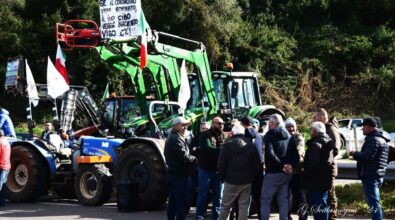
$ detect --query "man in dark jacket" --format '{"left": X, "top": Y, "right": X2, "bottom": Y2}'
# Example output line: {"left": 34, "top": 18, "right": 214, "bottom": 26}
{"left": 302, "top": 121, "right": 334, "bottom": 220}
{"left": 261, "top": 114, "right": 299, "bottom": 220}
{"left": 218, "top": 124, "right": 260, "bottom": 220}
{"left": 164, "top": 116, "right": 197, "bottom": 220}
{"left": 0, "top": 108, "right": 16, "bottom": 138}
{"left": 240, "top": 116, "right": 263, "bottom": 219}
{"left": 196, "top": 116, "right": 226, "bottom": 220}
{"left": 41, "top": 122, "right": 56, "bottom": 140}
{"left": 186, "top": 122, "right": 210, "bottom": 214}
{"left": 313, "top": 108, "right": 340, "bottom": 220}
{"left": 350, "top": 117, "right": 389, "bottom": 220}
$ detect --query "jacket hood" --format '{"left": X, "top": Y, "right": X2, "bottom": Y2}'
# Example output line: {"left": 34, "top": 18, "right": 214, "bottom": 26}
{"left": 268, "top": 126, "right": 290, "bottom": 141}
{"left": 227, "top": 135, "right": 250, "bottom": 153}
{"left": 368, "top": 130, "right": 390, "bottom": 142}
{"left": 0, "top": 108, "right": 9, "bottom": 115}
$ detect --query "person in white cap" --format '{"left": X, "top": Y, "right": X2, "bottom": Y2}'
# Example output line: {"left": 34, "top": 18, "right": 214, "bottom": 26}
{"left": 164, "top": 116, "right": 197, "bottom": 220}
{"left": 284, "top": 117, "right": 306, "bottom": 220}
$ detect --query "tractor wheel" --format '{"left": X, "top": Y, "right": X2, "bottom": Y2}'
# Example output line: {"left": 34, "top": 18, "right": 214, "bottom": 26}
{"left": 6, "top": 145, "right": 49, "bottom": 202}
{"left": 116, "top": 145, "right": 167, "bottom": 210}
{"left": 74, "top": 164, "right": 113, "bottom": 206}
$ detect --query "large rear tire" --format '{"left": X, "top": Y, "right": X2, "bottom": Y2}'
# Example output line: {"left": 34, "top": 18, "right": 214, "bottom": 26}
{"left": 116, "top": 145, "right": 167, "bottom": 210}
{"left": 74, "top": 164, "right": 113, "bottom": 206}
{"left": 6, "top": 145, "right": 49, "bottom": 202}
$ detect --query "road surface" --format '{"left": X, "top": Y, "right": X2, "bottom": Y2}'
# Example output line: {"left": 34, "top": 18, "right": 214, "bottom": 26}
{"left": 0, "top": 195, "right": 376, "bottom": 220}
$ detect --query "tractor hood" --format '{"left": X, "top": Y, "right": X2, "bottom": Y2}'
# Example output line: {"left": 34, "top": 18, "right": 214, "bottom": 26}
{"left": 248, "top": 105, "right": 285, "bottom": 119}
{"left": 80, "top": 136, "right": 124, "bottom": 163}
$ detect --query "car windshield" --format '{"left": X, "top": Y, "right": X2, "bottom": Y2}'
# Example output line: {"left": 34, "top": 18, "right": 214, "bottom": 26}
{"left": 338, "top": 120, "right": 350, "bottom": 128}
{"left": 351, "top": 119, "right": 363, "bottom": 127}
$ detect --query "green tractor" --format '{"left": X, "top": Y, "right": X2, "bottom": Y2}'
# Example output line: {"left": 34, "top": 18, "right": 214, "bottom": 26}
{"left": 56, "top": 19, "right": 284, "bottom": 210}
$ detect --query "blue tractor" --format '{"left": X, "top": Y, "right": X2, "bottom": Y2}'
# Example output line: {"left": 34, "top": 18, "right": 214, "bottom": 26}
{"left": 4, "top": 57, "right": 168, "bottom": 207}
{"left": 6, "top": 134, "right": 123, "bottom": 205}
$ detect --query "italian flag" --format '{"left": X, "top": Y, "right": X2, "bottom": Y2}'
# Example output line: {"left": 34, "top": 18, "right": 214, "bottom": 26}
{"left": 140, "top": 11, "right": 147, "bottom": 70}
{"left": 55, "top": 44, "right": 70, "bottom": 84}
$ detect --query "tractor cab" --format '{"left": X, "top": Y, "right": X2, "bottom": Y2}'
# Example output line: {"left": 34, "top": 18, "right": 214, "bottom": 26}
{"left": 101, "top": 95, "right": 170, "bottom": 138}
{"left": 212, "top": 71, "right": 261, "bottom": 127}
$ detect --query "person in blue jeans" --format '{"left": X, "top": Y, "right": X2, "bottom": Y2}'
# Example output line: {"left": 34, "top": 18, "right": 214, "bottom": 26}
{"left": 186, "top": 122, "right": 210, "bottom": 214}
{"left": 164, "top": 117, "right": 197, "bottom": 220}
{"left": 350, "top": 117, "right": 389, "bottom": 220}
{"left": 302, "top": 122, "right": 334, "bottom": 220}
{"left": 195, "top": 117, "right": 227, "bottom": 220}
{"left": 261, "top": 114, "right": 298, "bottom": 220}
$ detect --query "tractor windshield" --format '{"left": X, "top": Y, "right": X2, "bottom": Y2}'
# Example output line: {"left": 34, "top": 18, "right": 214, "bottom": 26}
{"left": 119, "top": 99, "right": 142, "bottom": 124}
{"left": 230, "top": 78, "right": 257, "bottom": 108}
{"left": 188, "top": 76, "right": 208, "bottom": 108}
{"left": 213, "top": 79, "right": 227, "bottom": 108}
{"left": 213, "top": 78, "right": 257, "bottom": 108}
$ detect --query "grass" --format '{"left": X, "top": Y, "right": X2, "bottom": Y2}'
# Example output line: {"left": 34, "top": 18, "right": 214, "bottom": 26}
{"left": 15, "top": 123, "right": 44, "bottom": 137}
{"left": 336, "top": 182, "right": 395, "bottom": 217}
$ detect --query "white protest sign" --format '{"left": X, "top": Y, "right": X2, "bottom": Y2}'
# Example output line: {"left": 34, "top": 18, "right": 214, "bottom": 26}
{"left": 99, "top": 0, "right": 142, "bottom": 41}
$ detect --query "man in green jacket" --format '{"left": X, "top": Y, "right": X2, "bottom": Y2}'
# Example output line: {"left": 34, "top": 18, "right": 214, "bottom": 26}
{"left": 195, "top": 116, "right": 227, "bottom": 220}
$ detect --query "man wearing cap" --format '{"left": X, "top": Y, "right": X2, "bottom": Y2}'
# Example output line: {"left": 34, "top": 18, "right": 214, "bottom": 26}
{"left": 349, "top": 117, "right": 389, "bottom": 220}
{"left": 313, "top": 108, "right": 341, "bottom": 220}
{"left": 164, "top": 116, "right": 197, "bottom": 220}
{"left": 240, "top": 116, "right": 263, "bottom": 219}
{"left": 195, "top": 116, "right": 227, "bottom": 220}
{"left": 0, "top": 129, "right": 11, "bottom": 206}
{"left": 284, "top": 118, "right": 306, "bottom": 220}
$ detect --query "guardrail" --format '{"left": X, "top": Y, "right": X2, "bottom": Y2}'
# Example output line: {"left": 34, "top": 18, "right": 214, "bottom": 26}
{"left": 337, "top": 159, "right": 395, "bottom": 181}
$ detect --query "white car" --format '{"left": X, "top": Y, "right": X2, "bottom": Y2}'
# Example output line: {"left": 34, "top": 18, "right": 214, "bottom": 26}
{"left": 338, "top": 118, "right": 364, "bottom": 153}
{"left": 338, "top": 117, "right": 394, "bottom": 153}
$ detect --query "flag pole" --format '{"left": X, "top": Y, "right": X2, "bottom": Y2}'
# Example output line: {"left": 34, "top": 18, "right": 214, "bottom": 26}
{"left": 52, "top": 98, "right": 60, "bottom": 130}
{"left": 26, "top": 99, "right": 34, "bottom": 138}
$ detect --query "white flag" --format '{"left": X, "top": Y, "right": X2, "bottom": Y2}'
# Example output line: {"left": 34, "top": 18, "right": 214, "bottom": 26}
{"left": 178, "top": 60, "right": 191, "bottom": 110}
{"left": 25, "top": 60, "right": 39, "bottom": 107}
{"left": 47, "top": 57, "right": 69, "bottom": 99}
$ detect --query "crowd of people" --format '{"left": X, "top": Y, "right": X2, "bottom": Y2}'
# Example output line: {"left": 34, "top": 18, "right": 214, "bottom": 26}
{"left": 164, "top": 108, "right": 391, "bottom": 220}
{"left": 0, "top": 105, "right": 391, "bottom": 219}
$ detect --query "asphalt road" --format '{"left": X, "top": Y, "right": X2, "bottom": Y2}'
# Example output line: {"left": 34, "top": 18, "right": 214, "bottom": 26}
{"left": 0, "top": 195, "right": 376, "bottom": 220}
